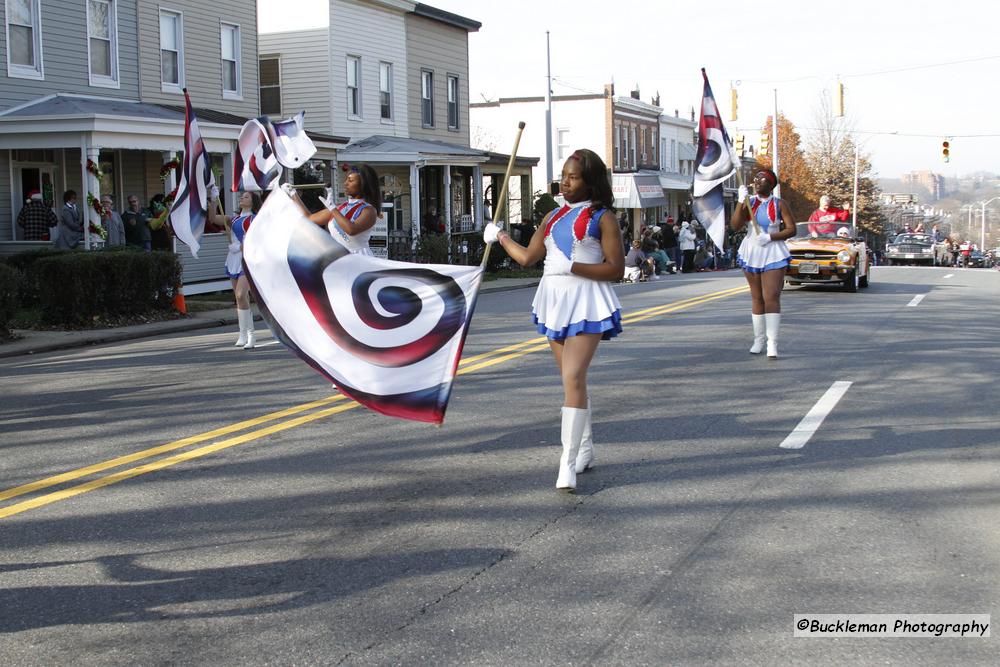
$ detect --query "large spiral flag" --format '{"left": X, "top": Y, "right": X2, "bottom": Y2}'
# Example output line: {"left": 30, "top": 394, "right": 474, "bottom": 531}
{"left": 234, "top": 111, "right": 316, "bottom": 192}
{"left": 692, "top": 68, "right": 737, "bottom": 253}
{"left": 242, "top": 189, "right": 484, "bottom": 423}
{"left": 169, "top": 89, "right": 216, "bottom": 258}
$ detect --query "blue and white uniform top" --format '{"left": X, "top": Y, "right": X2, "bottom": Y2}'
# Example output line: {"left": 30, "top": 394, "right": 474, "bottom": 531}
{"left": 737, "top": 195, "right": 791, "bottom": 273}
{"left": 225, "top": 212, "right": 255, "bottom": 278}
{"left": 531, "top": 200, "right": 623, "bottom": 340}
{"left": 329, "top": 198, "right": 374, "bottom": 256}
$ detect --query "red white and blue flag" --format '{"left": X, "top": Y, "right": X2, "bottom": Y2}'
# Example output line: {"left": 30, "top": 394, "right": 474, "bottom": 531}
{"left": 266, "top": 111, "right": 315, "bottom": 168}
{"left": 234, "top": 118, "right": 280, "bottom": 192}
{"left": 242, "top": 188, "right": 484, "bottom": 424}
{"left": 692, "top": 69, "right": 737, "bottom": 253}
{"left": 169, "top": 89, "right": 216, "bottom": 257}
{"left": 234, "top": 111, "right": 316, "bottom": 192}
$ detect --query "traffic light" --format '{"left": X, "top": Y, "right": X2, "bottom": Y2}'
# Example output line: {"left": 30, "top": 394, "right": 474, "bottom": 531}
{"left": 835, "top": 82, "right": 845, "bottom": 117}
{"left": 734, "top": 133, "right": 745, "bottom": 157}
{"left": 759, "top": 129, "right": 770, "bottom": 157}
{"left": 942, "top": 140, "right": 950, "bottom": 163}
{"left": 730, "top": 88, "right": 738, "bottom": 122}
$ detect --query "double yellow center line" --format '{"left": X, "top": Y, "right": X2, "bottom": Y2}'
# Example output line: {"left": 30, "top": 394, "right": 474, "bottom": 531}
{"left": 0, "top": 284, "right": 747, "bottom": 520}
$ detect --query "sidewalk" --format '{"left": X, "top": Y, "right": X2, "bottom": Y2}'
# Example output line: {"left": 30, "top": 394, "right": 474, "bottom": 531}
{"left": 0, "top": 277, "right": 541, "bottom": 359}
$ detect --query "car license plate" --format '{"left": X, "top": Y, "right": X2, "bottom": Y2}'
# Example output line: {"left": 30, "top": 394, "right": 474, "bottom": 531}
{"left": 798, "top": 262, "right": 819, "bottom": 274}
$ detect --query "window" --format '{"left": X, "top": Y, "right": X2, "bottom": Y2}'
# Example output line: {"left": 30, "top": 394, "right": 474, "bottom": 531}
{"left": 221, "top": 23, "right": 241, "bottom": 98}
{"left": 159, "top": 9, "right": 183, "bottom": 90}
{"left": 614, "top": 127, "right": 620, "bottom": 168}
{"left": 87, "top": 0, "right": 117, "bottom": 86}
{"left": 259, "top": 57, "right": 281, "bottom": 116}
{"left": 346, "top": 56, "right": 361, "bottom": 118}
{"left": 379, "top": 62, "right": 392, "bottom": 120}
{"left": 447, "top": 74, "right": 459, "bottom": 129}
{"left": 631, "top": 127, "right": 637, "bottom": 168}
{"left": 670, "top": 139, "right": 677, "bottom": 172}
{"left": 621, "top": 126, "right": 628, "bottom": 169}
{"left": 6, "top": 0, "right": 43, "bottom": 79}
{"left": 421, "top": 70, "right": 434, "bottom": 127}
{"left": 557, "top": 128, "right": 570, "bottom": 160}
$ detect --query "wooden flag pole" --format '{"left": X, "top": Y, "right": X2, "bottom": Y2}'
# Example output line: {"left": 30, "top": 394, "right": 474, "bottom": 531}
{"left": 481, "top": 121, "right": 526, "bottom": 268}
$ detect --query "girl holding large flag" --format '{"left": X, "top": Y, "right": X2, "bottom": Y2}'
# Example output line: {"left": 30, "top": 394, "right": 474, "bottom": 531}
{"left": 730, "top": 168, "right": 794, "bottom": 359}
{"left": 303, "top": 164, "right": 381, "bottom": 255}
{"left": 210, "top": 190, "right": 261, "bottom": 349}
{"left": 483, "top": 149, "right": 624, "bottom": 492}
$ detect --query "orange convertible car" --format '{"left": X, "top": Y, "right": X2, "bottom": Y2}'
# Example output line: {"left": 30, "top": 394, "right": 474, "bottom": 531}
{"left": 785, "top": 222, "right": 871, "bottom": 292}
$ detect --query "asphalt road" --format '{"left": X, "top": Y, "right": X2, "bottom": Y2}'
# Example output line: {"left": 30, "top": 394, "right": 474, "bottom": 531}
{"left": 1, "top": 266, "right": 997, "bottom": 665}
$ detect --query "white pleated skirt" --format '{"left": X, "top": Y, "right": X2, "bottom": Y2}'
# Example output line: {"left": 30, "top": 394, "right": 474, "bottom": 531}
{"left": 531, "top": 274, "right": 623, "bottom": 340}
{"left": 737, "top": 237, "right": 791, "bottom": 273}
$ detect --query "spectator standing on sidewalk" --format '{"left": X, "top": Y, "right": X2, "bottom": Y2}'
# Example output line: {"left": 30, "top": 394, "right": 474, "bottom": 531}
{"left": 55, "top": 190, "right": 84, "bottom": 250}
{"left": 16, "top": 190, "right": 57, "bottom": 241}
{"left": 678, "top": 220, "right": 697, "bottom": 272}
{"left": 122, "top": 195, "right": 151, "bottom": 251}
{"left": 100, "top": 194, "right": 126, "bottom": 246}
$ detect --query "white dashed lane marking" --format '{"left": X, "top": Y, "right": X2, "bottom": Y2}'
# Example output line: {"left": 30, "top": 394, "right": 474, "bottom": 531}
{"left": 779, "top": 381, "right": 853, "bottom": 450}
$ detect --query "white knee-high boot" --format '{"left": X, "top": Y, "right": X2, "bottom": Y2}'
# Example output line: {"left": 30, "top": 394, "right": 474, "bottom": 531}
{"left": 243, "top": 310, "right": 256, "bottom": 350}
{"left": 235, "top": 308, "right": 251, "bottom": 347}
{"left": 765, "top": 313, "right": 780, "bottom": 358}
{"left": 575, "top": 399, "right": 594, "bottom": 473}
{"left": 749, "top": 313, "right": 766, "bottom": 354}
{"left": 556, "top": 406, "right": 588, "bottom": 491}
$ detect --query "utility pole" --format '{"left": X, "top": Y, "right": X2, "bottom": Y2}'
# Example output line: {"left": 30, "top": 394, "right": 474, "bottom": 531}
{"left": 772, "top": 90, "right": 780, "bottom": 198}
{"left": 545, "top": 31, "right": 553, "bottom": 189}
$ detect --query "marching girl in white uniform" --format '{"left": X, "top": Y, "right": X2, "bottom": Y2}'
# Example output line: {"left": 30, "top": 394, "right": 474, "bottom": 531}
{"left": 730, "top": 168, "right": 795, "bottom": 359}
{"left": 306, "top": 163, "right": 381, "bottom": 255}
{"left": 483, "top": 148, "right": 625, "bottom": 492}
{"left": 210, "top": 190, "right": 262, "bottom": 349}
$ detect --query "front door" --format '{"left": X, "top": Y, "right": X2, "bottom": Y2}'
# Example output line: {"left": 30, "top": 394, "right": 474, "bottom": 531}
{"left": 14, "top": 165, "right": 57, "bottom": 241}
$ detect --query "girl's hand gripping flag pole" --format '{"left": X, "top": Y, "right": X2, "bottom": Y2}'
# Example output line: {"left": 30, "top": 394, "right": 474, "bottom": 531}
{"left": 481, "top": 122, "right": 526, "bottom": 269}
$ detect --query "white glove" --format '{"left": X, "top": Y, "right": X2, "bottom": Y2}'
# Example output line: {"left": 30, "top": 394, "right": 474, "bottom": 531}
{"left": 754, "top": 232, "right": 772, "bottom": 247}
{"left": 210, "top": 185, "right": 220, "bottom": 201}
{"left": 280, "top": 183, "right": 296, "bottom": 197}
{"left": 737, "top": 185, "right": 749, "bottom": 203}
{"left": 321, "top": 186, "right": 335, "bottom": 209}
{"left": 483, "top": 222, "right": 502, "bottom": 244}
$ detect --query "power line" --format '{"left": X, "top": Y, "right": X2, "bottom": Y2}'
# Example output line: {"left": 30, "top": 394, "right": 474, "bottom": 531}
{"left": 740, "top": 54, "right": 1000, "bottom": 85}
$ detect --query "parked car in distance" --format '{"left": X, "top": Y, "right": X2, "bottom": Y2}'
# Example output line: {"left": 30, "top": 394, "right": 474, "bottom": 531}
{"left": 785, "top": 222, "right": 871, "bottom": 292}
{"left": 967, "top": 250, "right": 990, "bottom": 268}
{"left": 885, "top": 233, "right": 935, "bottom": 266}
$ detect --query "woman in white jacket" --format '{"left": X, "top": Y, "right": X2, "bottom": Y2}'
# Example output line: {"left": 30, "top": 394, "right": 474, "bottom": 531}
{"left": 678, "top": 221, "right": 697, "bottom": 273}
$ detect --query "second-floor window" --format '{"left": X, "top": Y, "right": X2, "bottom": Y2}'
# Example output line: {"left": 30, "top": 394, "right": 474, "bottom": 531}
{"left": 379, "top": 62, "right": 392, "bottom": 121}
{"left": 421, "top": 70, "right": 434, "bottom": 127}
{"left": 159, "top": 9, "right": 183, "bottom": 90}
{"left": 447, "top": 75, "right": 459, "bottom": 130}
{"left": 87, "top": 0, "right": 117, "bottom": 86}
{"left": 347, "top": 56, "right": 361, "bottom": 118}
{"left": 6, "top": 0, "right": 43, "bottom": 79}
{"left": 557, "top": 128, "right": 569, "bottom": 159}
{"left": 259, "top": 56, "right": 281, "bottom": 116}
{"left": 221, "top": 23, "right": 241, "bottom": 97}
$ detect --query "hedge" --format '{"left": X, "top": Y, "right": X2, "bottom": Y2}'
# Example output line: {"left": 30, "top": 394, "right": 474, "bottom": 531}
{"left": 0, "top": 262, "right": 20, "bottom": 337}
{"left": 27, "top": 248, "right": 182, "bottom": 326}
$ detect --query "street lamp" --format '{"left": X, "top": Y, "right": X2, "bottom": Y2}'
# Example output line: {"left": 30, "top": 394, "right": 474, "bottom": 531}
{"left": 979, "top": 197, "right": 1000, "bottom": 250}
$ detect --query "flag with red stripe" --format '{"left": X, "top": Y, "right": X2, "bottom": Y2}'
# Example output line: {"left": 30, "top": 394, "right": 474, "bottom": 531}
{"left": 242, "top": 188, "right": 485, "bottom": 424}
{"left": 692, "top": 69, "right": 736, "bottom": 253}
{"left": 169, "top": 89, "right": 216, "bottom": 257}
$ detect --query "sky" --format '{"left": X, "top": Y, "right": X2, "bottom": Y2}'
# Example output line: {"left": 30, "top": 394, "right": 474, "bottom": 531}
{"left": 259, "top": 0, "right": 1000, "bottom": 179}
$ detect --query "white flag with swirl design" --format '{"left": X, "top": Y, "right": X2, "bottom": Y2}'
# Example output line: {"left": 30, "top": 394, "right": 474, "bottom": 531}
{"left": 242, "top": 188, "right": 484, "bottom": 424}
